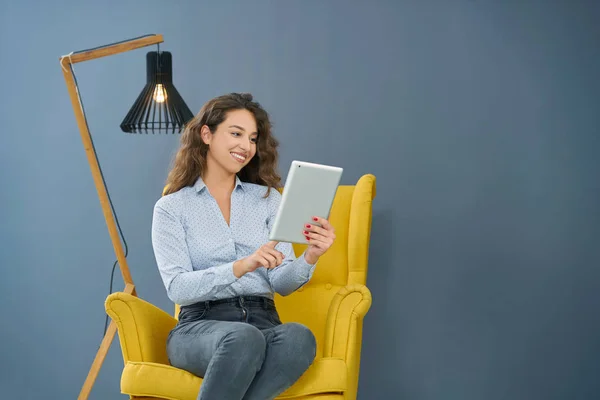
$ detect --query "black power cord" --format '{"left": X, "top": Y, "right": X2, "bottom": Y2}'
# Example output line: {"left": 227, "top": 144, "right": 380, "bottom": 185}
{"left": 63, "top": 36, "right": 157, "bottom": 341}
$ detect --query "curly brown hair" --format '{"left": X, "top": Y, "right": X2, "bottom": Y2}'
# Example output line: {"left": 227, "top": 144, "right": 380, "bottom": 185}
{"left": 164, "top": 93, "right": 281, "bottom": 196}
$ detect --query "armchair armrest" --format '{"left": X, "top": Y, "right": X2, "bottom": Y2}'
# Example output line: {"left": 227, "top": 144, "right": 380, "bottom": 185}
{"left": 323, "top": 284, "right": 372, "bottom": 360}
{"left": 105, "top": 292, "right": 177, "bottom": 365}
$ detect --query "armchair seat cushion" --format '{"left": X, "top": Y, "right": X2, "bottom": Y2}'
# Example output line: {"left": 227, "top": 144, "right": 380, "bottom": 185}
{"left": 121, "top": 357, "right": 347, "bottom": 400}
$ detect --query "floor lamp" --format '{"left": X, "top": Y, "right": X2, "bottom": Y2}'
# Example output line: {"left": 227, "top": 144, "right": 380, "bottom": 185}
{"left": 59, "top": 34, "right": 192, "bottom": 399}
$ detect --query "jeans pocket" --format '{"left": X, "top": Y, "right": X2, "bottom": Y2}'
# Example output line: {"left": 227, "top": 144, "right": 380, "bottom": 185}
{"left": 178, "top": 307, "right": 208, "bottom": 324}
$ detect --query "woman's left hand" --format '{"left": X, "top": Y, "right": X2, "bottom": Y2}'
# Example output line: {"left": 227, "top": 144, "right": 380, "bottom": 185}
{"left": 303, "top": 216, "right": 336, "bottom": 264}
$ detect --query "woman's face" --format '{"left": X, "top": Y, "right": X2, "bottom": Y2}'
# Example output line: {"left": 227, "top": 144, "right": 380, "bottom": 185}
{"left": 202, "top": 109, "right": 258, "bottom": 176}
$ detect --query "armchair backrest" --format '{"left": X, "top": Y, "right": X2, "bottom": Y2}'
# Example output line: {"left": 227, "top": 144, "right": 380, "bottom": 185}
{"left": 287, "top": 174, "right": 376, "bottom": 288}
{"left": 294, "top": 175, "right": 375, "bottom": 287}
{"left": 273, "top": 174, "right": 376, "bottom": 358}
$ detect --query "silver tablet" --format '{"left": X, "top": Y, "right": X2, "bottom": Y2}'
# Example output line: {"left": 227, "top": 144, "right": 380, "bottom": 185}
{"left": 269, "top": 160, "right": 343, "bottom": 244}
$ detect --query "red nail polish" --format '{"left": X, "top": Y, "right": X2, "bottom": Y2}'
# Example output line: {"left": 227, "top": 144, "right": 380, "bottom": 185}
{"left": 305, "top": 224, "right": 311, "bottom": 228}
{"left": 303, "top": 231, "right": 308, "bottom": 235}
{"left": 305, "top": 236, "right": 310, "bottom": 241}
{"left": 313, "top": 217, "right": 318, "bottom": 221}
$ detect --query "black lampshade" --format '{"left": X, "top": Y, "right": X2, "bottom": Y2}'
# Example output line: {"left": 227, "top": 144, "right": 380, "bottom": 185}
{"left": 120, "top": 51, "right": 194, "bottom": 134}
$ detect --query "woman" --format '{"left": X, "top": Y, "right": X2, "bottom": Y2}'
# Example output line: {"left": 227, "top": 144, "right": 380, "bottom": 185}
{"left": 151, "top": 93, "right": 336, "bottom": 400}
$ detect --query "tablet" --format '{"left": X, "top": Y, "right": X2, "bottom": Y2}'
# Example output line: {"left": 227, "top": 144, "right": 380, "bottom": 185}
{"left": 269, "top": 160, "right": 343, "bottom": 244}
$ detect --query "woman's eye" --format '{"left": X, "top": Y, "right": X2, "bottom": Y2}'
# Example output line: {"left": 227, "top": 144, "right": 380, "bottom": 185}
{"left": 231, "top": 132, "right": 241, "bottom": 137}
{"left": 251, "top": 137, "right": 258, "bottom": 143}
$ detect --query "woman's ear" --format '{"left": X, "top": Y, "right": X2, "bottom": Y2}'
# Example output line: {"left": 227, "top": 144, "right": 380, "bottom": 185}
{"left": 200, "top": 125, "right": 212, "bottom": 145}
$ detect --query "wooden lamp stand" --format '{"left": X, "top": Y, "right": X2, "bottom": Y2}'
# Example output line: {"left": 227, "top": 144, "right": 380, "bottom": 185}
{"left": 59, "top": 34, "right": 164, "bottom": 400}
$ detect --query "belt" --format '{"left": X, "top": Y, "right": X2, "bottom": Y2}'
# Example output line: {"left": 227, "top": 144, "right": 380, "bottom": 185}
{"left": 181, "top": 295, "right": 274, "bottom": 311}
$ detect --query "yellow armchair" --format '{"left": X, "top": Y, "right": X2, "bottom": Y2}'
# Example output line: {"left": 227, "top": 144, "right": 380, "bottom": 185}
{"left": 105, "top": 174, "right": 376, "bottom": 400}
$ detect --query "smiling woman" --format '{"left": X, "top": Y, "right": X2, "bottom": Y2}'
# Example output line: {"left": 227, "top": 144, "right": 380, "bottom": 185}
{"left": 163, "top": 93, "right": 281, "bottom": 197}
{"left": 199, "top": 109, "right": 259, "bottom": 191}
{"left": 152, "top": 93, "right": 337, "bottom": 399}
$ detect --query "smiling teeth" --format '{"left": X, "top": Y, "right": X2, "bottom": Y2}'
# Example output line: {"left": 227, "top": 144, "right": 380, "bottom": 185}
{"left": 231, "top": 153, "right": 246, "bottom": 161}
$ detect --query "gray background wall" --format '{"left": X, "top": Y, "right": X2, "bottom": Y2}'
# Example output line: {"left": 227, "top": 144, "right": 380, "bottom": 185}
{"left": 1, "top": 1, "right": 599, "bottom": 399}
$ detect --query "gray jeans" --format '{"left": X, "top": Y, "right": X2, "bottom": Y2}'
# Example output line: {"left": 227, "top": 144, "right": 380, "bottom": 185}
{"left": 167, "top": 296, "right": 317, "bottom": 400}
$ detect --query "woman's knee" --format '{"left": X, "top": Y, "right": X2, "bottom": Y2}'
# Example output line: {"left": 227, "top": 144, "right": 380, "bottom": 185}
{"left": 280, "top": 323, "right": 317, "bottom": 361}
{"left": 222, "top": 323, "right": 265, "bottom": 347}
{"left": 221, "top": 324, "right": 266, "bottom": 365}
{"left": 167, "top": 322, "right": 266, "bottom": 375}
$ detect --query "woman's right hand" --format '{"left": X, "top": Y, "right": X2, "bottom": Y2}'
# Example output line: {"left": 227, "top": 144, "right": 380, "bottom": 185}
{"left": 233, "top": 241, "right": 284, "bottom": 278}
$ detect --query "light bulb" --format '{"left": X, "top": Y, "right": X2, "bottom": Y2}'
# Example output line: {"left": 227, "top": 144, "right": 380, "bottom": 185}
{"left": 153, "top": 84, "right": 167, "bottom": 103}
